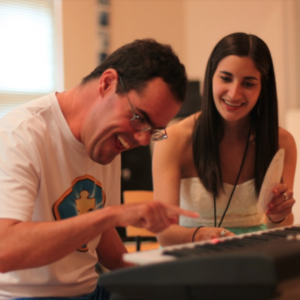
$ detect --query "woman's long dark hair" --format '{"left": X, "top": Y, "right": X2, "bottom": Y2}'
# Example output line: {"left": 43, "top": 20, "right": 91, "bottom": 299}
{"left": 192, "top": 32, "right": 279, "bottom": 197}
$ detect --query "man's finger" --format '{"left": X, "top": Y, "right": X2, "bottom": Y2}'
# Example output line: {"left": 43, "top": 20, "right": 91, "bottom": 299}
{"left": 164, "top": 204, "right": 199, "bottom": 218}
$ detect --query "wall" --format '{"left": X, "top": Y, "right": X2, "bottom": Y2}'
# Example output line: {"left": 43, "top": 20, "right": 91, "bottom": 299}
{"left": 61, "top": 0, "right": 98, "bottom": 89}
{"left": 110, "top": 0, "right": 300, "bottom": 223}
{"left": 286, "top": 111, "right": 300, "bottom": 223}
{"left": 61, "top": 0, "right": 300, "bottom": 223}
{"left": 61, "top": 0, "right": 186, "bottom": 89}
{"left": 111, "top": 0, "right": 298, "bottom": 126}
{"left": 61, "top": 0, "right": 299, "bottom": 122}
{"left": 110, "top": 0, "right": 185, "bottom": 65}
{"left": 185, "top": 0, "right": 289, "bottom": 123}
{"left": 61, "top": 0, "right": 299, "bottom": 119}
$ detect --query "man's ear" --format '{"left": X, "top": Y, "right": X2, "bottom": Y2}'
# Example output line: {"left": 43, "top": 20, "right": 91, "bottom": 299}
{"left": 98, "top": 69, "right": 119, "bottom": 97}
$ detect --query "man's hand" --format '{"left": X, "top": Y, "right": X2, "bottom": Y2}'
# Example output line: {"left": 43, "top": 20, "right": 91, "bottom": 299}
{"left": 113, "top": 201, "right": 199, "bottom": 234}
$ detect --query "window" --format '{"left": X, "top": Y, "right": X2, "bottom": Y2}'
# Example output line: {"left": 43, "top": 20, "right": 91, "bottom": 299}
{"left": 0, "top": 0, "right": 63, "bottom": 118}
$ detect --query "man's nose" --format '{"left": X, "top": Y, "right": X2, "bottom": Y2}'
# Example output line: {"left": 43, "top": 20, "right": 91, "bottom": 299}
{"left": 133, "top": 130, "right": 151, "bottom": 146}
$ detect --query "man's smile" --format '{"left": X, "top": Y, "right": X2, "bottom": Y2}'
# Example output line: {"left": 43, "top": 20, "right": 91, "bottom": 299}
{"left": 117, "top": 135, "right": 130, "bottom": 150}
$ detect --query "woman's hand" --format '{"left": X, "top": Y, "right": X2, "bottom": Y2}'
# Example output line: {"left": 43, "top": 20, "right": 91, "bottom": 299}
{"left": 192, "top": 226, "right": 235, "bottom": 242}
{"left": 266, "top": 183, "right": 295, "bottom": 224}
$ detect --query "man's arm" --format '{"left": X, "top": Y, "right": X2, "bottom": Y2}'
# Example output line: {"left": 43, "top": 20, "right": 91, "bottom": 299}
{"left": 96, "top": 227, "right": 133, "bottom": 270}
{"left": 0, "top": 202, "right": 198, "bottom": 273}
{"left": 0, "top": 208, "right": 115, "bottom": 273}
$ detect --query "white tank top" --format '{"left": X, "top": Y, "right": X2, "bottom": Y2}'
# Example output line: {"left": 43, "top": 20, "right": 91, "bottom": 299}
{"left": 179, "top": 177, "right": 265, "bottom": 228}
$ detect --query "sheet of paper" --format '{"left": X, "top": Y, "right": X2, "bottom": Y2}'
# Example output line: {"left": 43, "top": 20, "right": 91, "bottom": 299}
{"left": 257, "top": 148, "right": 285, "bottom": 214}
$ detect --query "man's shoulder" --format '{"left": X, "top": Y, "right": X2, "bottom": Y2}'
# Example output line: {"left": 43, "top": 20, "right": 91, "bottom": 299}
{"left": 0, "top": 93, "right": 55, "bottom": 131}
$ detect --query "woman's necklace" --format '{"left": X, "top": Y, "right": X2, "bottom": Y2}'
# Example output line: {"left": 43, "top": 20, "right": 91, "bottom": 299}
{"left": 214, "top": 127, "right": 252, "bottom": 228}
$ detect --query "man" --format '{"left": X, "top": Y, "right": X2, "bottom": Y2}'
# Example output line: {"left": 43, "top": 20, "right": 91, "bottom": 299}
{"left": 0, "top": 39, "right": 197, "bottom": 299}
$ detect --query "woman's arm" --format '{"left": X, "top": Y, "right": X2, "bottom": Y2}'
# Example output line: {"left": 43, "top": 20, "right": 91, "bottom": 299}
{"left": 266, "top": 128, "right": 297, "bottom": 228}
{"left": 153, "top": 118, "right": 189, "bottom": 246}
{"left": 152, "top": 115, "right": 233, "bottom": 246}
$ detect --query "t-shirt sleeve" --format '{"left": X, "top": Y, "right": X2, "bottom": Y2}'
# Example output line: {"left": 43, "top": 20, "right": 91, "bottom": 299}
{"left": 0, "top": 127, "right": 40, "bottom": 221}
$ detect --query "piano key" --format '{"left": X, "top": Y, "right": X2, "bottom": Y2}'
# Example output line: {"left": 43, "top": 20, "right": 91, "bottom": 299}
{"left": 260, "top": 232, "right": 287, "bottom": 239}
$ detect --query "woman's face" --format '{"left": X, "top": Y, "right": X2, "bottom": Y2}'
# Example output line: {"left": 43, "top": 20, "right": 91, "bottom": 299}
{"left": 212, "top": 55, "right": 261, "bottom": 124}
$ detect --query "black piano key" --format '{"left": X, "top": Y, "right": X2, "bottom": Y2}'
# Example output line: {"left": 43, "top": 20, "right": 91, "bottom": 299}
{"left": 241, "top": 235, "right": 272, "bottom": 242}
{"left": 222, "top": 238, "right": 260, "bottom": 247}
{"left": 162, "top": 248, "right": 192, "bottom": 258}
{"left": 288, "top": 226, "right": 300, "bottom": 231}
{"left": 260, "top": 232, "right": 286, "bottom": 239}
{"left": 162, "top": 251, "right": 187, "bottom": 258}
{"left": 284, "top": 228, "right": 300, "bottom": 234}
{"left": 187, "top": 245, "right": 225, "bottom": 254}
{"left": 269, "top": 230, "right": 291, "bottom": 236}
{"left": 194, "top": 244, "right": 225, "bottom": 252}
{"left": 200, "top": 242, "right": 239, "bottom": 251}
{"left": 164, "top": 242, "right": 239, "bottom": 257}
{"left": 163, "top": 248, "right": 210, "bottom": 258}
{"left": 199, "top": 240, "right": 249, "bottom": 250}
{"left": 208, "top": 240, "right": 250, "bottom": 248}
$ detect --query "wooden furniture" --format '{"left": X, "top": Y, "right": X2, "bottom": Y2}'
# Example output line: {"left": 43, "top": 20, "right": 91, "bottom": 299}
{"left": 123, "top": 190, "right": 156, "bottom": 251}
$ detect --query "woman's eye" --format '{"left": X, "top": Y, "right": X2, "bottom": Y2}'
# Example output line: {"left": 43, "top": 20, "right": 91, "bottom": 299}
{"left": 243, "top": 82, "right": 255, "bottom": 87}
{"left": 220, "top": 76, "right": 231, "bottom": 82}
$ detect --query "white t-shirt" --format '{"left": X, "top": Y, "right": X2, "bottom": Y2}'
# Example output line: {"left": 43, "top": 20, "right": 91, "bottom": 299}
{"left": 0, "top": 93, "right": 120, "bottom": 299}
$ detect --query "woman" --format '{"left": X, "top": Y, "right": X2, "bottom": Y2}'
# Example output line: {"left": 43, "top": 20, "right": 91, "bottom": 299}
{"left": 153, "top": 32, "right": 297, "bottom": 246}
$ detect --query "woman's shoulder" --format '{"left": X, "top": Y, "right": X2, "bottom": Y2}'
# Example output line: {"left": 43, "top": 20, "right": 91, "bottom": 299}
{"left": 278, "top": 127, "right": 296, "bottom": 148}
{"left": 278, "top": 127, "right": 297, "bottom": 162}
{"left": 167, "top": 112, "right": 201, "bottom": 136}
{"left": 154, "top": 113, "right": 200, "bottom": 159}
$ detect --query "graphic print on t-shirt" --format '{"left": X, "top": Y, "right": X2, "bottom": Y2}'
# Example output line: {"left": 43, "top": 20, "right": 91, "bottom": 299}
{"left": 52, "top": 174, "right": 106, "bottom": 252}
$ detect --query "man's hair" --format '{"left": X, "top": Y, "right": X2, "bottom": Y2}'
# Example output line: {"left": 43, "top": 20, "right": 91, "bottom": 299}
{"left": 192, "top": 32, "right": 279, "bottom": 197}
{"left": 82, "top": 39, "right": 187, "bottom": 102}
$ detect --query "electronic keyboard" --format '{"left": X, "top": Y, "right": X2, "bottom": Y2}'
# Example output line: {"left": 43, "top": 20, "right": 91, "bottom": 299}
{"left": 99, "top": 225, "right": 300, "bottom": 300}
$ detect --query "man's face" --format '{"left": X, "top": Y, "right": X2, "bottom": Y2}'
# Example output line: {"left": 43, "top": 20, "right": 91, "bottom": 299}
{"left": 82, "top": 77, "right": 182, "bottom": 165}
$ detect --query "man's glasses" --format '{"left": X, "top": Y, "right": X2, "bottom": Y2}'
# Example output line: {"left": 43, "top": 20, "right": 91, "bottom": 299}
{"left": 118, "top": 76, "right": 167, "bottom": 141}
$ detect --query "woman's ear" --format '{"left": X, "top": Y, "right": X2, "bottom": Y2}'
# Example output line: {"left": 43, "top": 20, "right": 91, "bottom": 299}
{"left": 98, "top": 68, "right": 119, "bottom": 97}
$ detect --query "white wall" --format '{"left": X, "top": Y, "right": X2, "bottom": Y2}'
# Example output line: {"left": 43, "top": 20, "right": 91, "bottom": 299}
{"left": 184, "top": 0, "right": 299, "bottom": 126}
{"left": 111, "top": 0, "right": 299, "bottom": 125}
{"left": 62, "top": 0, "right": 98, "bottom": 89}
{"left": 110, "top": 0, "right": 185, "bottom": 64}
{"left": 110, "top": 0, "right": 300, "bottom": 222}
{"left": 286, "top": 111, "right": 300, "bottom": 224}
{"left": 62, "top": 0, "right": 300, "bottom": 223}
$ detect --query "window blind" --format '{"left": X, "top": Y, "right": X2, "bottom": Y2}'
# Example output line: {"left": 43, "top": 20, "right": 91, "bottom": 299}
{"left": 0, "top": 0, "right": 59, "bottom": 118}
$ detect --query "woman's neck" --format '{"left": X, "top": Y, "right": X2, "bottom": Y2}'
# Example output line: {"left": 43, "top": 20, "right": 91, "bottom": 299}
{"left": 222, "top": 117, "right": 252, "bottom": 140}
